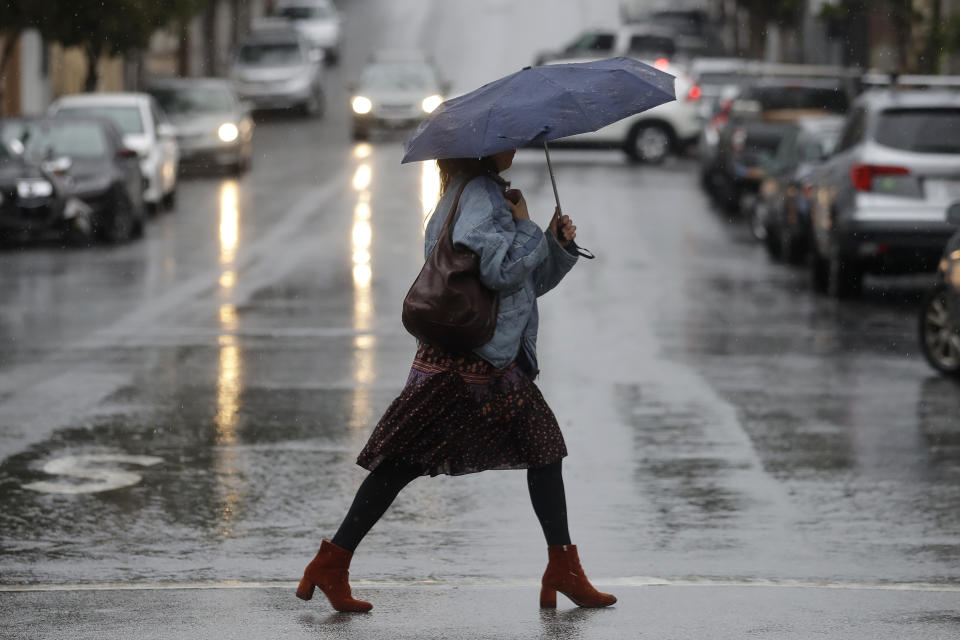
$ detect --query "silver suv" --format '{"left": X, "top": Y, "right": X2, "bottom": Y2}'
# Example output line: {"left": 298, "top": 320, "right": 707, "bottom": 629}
{"left": 230, "top": 27, "right": 324, "bottom": 117}
{"left": 808, "top": 89, "right": 960, "bottom": 296}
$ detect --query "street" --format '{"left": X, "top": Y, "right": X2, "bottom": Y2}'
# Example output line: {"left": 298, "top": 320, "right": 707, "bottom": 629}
{"left": 1, "top": 1, "right": 960, "bottom": 638}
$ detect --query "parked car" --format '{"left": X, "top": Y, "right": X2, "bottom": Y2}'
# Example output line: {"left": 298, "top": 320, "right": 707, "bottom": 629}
{"left": 620, "top": 2, "right": 724, "bottom": 57}
{"left": 808, "top": 89, "right": 960, "bottom": 296}
{"left": 47, "top": 92, "right": 179, "bottom": 209}
{"left": 148, "top": 77, "right": 254, "bottom": 175}
{"left": 545, "top": 56, "right": 701, "bottom": 163}
{"left": 533, "top": 24, "right": 678, "bottom": 66}
{"left": 349, "top": 50, "right": 446, "bottom": 141}
{"left": 271, "top": 0, "right": 343, "bottom": 64}
{"left": 702, "top": 78, "right": 850, "bottom": 212}
{"left": 918, "top": 202, "right": 960, "bottom": 376}
{"left": 15, "top": 116, "right": 146, "bottom": 243}
{"left": 231, "top": 27, "right": 325, "bottom": 117}
{"left": 0, "top": 121, "right": 79, "bottom": 244}
{"left": 753, "top": 115, "right": 845, "bottom": 262}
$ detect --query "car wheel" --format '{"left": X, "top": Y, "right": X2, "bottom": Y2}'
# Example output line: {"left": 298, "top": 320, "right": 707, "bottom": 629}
{"left": 810, "top": 246, "right": 829, "bottom": 293}
{"left": 919, "top": 284, "right": 960, "bottom": 376}
{"left": 626, "top": 123, "right": 673, "bottom": 164}
{"left": 827, "top": 245, "right": 863, "bottom": 298}
{"left": 99, "top": 191, "right": 136, "bottom": 244}
{"left": 162, "top": 187, "right": 177, "bottom": 210}
{"left": 303, "top": 89, "right": 325, "bottom": 118}
{"left": 780, "top": 224, "right": 805, "bottom": 265}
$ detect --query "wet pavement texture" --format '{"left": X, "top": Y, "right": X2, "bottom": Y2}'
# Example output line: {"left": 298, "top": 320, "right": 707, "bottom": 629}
{"left": 1, "top": 0, "right": 959, "bottom": 637}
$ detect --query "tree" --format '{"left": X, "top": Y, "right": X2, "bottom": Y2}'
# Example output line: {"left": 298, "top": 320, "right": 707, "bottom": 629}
{"left": 41, "top": 0, "right": 212, "bottom": 92}
{"left": 0, "top": 1, "right": 46, "bottom": 114}
{"left": 734, "top": 0, "right": 804, "bottom": 59}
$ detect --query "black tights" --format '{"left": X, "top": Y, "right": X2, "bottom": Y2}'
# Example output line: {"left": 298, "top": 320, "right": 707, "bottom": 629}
{"left": 331, "top": 460, "right": 571, "bottom": 552}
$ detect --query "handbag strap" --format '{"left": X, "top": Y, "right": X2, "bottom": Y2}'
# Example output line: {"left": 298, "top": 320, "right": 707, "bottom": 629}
{"left": 438, "top": 174, "right": 481, "bottom": 241}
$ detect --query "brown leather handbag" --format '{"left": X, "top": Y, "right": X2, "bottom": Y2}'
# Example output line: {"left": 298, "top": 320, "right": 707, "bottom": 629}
{"left": 401, "top": 176, "right": 499, "bottom": 352}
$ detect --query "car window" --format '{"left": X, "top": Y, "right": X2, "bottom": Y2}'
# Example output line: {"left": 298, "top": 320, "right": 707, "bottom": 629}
{"left": 742, "top": 85, "right": 849, "bottom": 113}
{"left": 627, "top": 35, "right": 675, "bottom": 57}
{"left": 152, "top": 87, "right": 235, "bottom": 114}
{"left": 565, "top": 32, "right": 615, "bottom": 53}
{"left": 24, "top": 122, "right": 109, "bottom": 159}
{"left": 834, "top": 108, "right": 866, "bottom": 154}
{"left": 875, "top": 108, "right": 960, "bottom": 154}
{"left": 361, "top": 62, "right": 437, "bottom": 90}
{"left": 237, "top": 42, "right": 303, "bottom": 66}
{"left": 55, "top": 105, "right": 144, "bottom": 135}
{"left": 771, "top": 129, "right": 800, "bottom": 170}
{"left": 276, "top": 3, "right": 333, "bottom": 19}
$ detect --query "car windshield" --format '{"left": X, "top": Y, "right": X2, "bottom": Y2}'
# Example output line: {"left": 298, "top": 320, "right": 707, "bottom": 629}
{"left": 56, "top": 105, "right": 144, "bottom": 135}
{"left": 876, "top": 108, "right": 960, "bottom": 154}
{"left": 151, "top": 87, "right": 235, "bottom": 114}
{"left": 565, "top": 33, "right": 615, "bottom": 53}
{"left": 743, "top": 85, "right": 849, "bottom": 113}
{"left": 237, "top": 42, "right": 303, "bottom": 66}
{"left": 23, "top": 122, "right": 109, "bottom": 159}
{"left": 276, "top": 4, "right": 333, "bottom": 20}
{"left": 628, "top": 35, "right": 675, "bottom": 57}
{"left": 361, "top": 63, "right": 436, "bottom": 91}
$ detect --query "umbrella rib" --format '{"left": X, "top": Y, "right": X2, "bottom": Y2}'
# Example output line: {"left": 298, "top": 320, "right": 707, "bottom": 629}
{"left": 533, "top": 68, "right": 602, "bottom": 132}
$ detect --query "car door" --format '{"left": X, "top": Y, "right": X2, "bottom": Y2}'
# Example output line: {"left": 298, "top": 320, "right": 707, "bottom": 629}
{"left": 811, "top": 106, "right": 866, "bottom": 252}
{"left": 149, "top": 98, "right": 179, "bottom": 194}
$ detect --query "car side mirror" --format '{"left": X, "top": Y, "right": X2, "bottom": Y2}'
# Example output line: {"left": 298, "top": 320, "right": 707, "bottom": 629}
{"left": 948, "top": 202, "right": 960, "bottom": 226}
{"left": 116, "top": 147, "right": 139, "bottom": 160}
{"left": 157, "top": 123, "right": 177, "bottom": 139}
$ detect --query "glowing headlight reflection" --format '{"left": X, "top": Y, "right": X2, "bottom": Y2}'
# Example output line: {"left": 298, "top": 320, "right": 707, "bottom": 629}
{"left": 218, "top": 122, "right": 239, "bottom": 142}
{"left": 352, "top": 96, "right": 372, "bottom": 114}
{"left": 353, "top": 143, "right": 372, "bottom": 159}
{"left": 352, "top": 164, "right": 371, "bottom": 190}
{"left": 421, "top": 94, "right": 443, "bottom": 113}
{"left": 219, "top": 181, "right": 239, "bottom": 264}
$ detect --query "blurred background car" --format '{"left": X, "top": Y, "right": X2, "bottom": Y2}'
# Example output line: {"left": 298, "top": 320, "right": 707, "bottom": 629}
{"left": 620, "top": 1, "right": 724, "bottom": 58}
{"left": 270, "top": 0, "right": 343, "bottom": 65}
{"left": 545, "top": 55, "right": 701, "bottom": 164}
{"left": 9, "top": 117, "right": 146, "bottom": 243}
{"left": 349, "top": 50, "right": 446, "bottom": 141}
{"left": 47, "top": 92, "right": 179, "bottom": 210}
{"left": 231, "top": 27, "right": 325, "bottom": 117}
{"left": 0, "top": 123, "right": 77, "bottom": 244}
{"left": 534, "top": 24, "right": 679, "bottom": 66}
{"left": 751, "top": 115, "right": 845, "bottom": 262}
{"left": 918, "top": 202, "right": 960, "bottom": 376}
{"left": 148, "top": 78, "right": 254, "bottom": 175}
{"left": 702, "top": 77, "right": 851, "bottom": 213}
{"left": 808, "top": 89, "right": 960, "bottom": 296}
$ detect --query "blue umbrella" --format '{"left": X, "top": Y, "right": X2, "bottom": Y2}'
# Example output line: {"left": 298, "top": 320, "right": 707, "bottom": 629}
{"left": 401, "top": 57, "right": 676, "bottom": 220}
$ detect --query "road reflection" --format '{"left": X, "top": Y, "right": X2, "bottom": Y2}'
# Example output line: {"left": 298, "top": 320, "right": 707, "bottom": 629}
{"left": 351, "top": 148, "right": 376, "bottom": 433}
{"left": 215, "top": 179, "right": 245, "bottom": 537}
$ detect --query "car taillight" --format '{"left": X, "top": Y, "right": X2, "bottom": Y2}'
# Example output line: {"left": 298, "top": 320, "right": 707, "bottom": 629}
{"left": 653, "top": 58, "right": 670, "bottom": 71}
{"left": 849, "top": 164, "right": 911, "bottom": 192}
{"left": 686, "top": 85, "right": 702, "bottom": 101}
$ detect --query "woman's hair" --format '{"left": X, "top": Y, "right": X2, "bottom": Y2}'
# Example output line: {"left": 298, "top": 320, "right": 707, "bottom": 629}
{"left": 437, "top": 156, "right": 500, "bottom": 198}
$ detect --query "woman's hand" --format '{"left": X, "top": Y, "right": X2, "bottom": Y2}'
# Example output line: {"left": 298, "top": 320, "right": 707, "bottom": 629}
{"left": 548, "top": 208, "right": 576, "bottom": 247}
{"left": 504, "top": 189, "right": 529, "bottom": 221}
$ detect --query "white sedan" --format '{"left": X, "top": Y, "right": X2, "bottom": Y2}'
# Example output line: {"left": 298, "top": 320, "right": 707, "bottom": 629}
{"left": 48, "top": 92, "right": 179, "bottom": 208}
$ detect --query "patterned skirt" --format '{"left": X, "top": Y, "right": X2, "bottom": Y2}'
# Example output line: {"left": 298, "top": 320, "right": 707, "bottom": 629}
{"left": 356, "top": 344, "right": 567, "bottom": 476}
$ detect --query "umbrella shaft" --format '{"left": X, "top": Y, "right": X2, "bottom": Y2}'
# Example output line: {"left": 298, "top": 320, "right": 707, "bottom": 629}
{"left": 543, "top": 142, "right": 562, "bottom": 225}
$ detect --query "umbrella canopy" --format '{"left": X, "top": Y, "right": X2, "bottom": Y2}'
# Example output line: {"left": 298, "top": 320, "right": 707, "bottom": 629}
{"left": 401, "top": 57, "right": 676, "bottom": 163}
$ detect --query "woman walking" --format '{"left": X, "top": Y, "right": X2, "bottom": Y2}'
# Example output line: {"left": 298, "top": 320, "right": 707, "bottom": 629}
{"left": 295, "top": 148, "right": 616, "bottom": 612}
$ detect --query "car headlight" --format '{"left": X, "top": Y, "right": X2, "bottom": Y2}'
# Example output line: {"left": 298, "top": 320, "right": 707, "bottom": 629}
{"left": 421, "top": 94, "right": 443, "bottom": 113}
{"left": 218, "top": 123, "right": 240, "bottom": 143}
{"left": 17, "top": 179, "right": 54, "bottom": 199}
{"left": 352, "top": 96, "right": 373, "bottom": 114}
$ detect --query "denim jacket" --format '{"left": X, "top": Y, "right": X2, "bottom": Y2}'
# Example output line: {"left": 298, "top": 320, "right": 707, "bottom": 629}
{"left": 423, "top": 173, "right": 579, "bottom": 375}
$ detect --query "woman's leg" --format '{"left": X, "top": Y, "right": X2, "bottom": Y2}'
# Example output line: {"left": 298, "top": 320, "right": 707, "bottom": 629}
{"left": 331, "top": 459, "right": 423, "bottom": 552}
{"left": 526, "top": 460, "right": 571, "bottom": 546}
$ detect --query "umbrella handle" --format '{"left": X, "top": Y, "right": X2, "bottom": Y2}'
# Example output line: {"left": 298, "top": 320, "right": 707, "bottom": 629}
{"left": 543, "top": 142, "right": 595, "bottom": 259}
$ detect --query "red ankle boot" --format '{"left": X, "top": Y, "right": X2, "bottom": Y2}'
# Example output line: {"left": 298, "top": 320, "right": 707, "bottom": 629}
{"left": 296, "top": 539, "right": 373, "bottom": 612}
{"left": 540, "top": 544, "right": 617, "bottom": 608}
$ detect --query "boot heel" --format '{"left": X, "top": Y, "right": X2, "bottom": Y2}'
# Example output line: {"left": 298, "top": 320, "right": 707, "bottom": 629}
{"left": 540, "top": 585, "right": 557, "bottom": 608}
{"left": 296, "top": 577, "right": 315, "bottom": 601}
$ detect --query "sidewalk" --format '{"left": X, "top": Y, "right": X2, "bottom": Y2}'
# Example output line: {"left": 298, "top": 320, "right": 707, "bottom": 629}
{"left": 3, "top": 581, "right": 959, "bottom": 639}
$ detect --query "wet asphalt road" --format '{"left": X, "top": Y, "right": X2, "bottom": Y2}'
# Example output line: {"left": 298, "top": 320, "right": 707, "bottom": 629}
{"left": 1, "top": 0, "right": 959, "bottom": 637}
